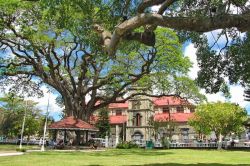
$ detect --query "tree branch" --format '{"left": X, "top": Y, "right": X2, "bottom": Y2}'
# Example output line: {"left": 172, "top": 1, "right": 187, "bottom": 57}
{"left": 158, "top": 0, "right": 177, "bottom": 15}
{"left": 107, "top": 13, "right": 250, "bottom": 56}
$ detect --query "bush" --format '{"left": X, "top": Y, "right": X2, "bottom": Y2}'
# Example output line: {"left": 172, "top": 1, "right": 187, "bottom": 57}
{"left": 116, "top": 141, "right": 139, "bottom": 149}
{"left": 161, "top": 137, "right": 170, "bottom": 149}
{"left": 16, "top": 148, "right": 26, "bottom": 152}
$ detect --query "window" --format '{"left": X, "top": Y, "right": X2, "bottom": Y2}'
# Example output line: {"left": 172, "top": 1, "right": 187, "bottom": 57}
{"left": 133, "top": 113, "right": 142, "bottom": 126}
{"left": 136, "top": 113, "right": 141, "bottom": 126}
{"left": 162, "top": 107, "right": 170, "bottom": 113}
{"left": 116, "top": 110, "right": 122, "bottom": 116}
{"left": 177, "top": 106, "right": 184, "bottom": 113}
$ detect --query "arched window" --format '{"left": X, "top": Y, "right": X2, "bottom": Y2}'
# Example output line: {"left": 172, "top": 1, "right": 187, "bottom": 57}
{"left": 135, "top": 113, "right": 142, "bottom": 126}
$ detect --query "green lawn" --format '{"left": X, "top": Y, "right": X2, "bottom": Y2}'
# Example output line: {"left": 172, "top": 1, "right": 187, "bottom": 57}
{"left": 0, "top": 144, "right": 40, "bottom": 152}
{"left": 0, "top": 145, "right": 249, "bottom": 166}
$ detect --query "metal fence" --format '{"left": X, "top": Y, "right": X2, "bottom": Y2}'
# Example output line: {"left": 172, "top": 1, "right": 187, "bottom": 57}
{"left": 155, "top": 142, "right": 250, "bottom": 148}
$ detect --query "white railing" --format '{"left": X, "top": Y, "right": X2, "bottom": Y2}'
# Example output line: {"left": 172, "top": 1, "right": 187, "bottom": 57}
{"left": 151, "top": 140, "right": 250, "bottom": 148}
{"left": 170, "top": 143, "right": 218, "bottom": 148}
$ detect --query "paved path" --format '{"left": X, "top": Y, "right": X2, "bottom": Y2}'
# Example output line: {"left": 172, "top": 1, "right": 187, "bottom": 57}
{"left": 0, "top": 152, "right": 24, "bottom": 157}
{"left": 27, "top": 149, "right": 106, "bottom": 152}
{"left": 0, "top": 149, "right": 105, "bottom": 156}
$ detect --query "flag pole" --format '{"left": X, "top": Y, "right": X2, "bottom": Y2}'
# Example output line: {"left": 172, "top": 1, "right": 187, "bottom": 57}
{"left": 19, "top": 100, "right": 28, "bottom": 149}
{"left": 41, "top": 92, "right": 50, "bottom": 151}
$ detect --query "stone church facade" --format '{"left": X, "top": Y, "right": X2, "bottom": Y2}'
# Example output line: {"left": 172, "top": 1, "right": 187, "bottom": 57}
{"left": 92, "top": 95, "right": 197, "bottom": 144}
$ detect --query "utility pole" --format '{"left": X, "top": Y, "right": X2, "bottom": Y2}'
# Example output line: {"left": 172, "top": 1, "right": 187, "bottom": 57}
{"left": 19, "top": 100, "right": 28, "bottom": 149}
{"left": 41, "top": 93, "right": 50, "bottom": 151}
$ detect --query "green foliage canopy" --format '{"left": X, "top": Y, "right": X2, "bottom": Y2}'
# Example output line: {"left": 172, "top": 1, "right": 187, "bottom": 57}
{"left": 0, "top": 1, "right": 205, "bottom": 120}
{"left": 0, "top": 93, "right": 48, "bottom": 139}
{"left": 189, "top": 102, "right": 248, "bottom": 140}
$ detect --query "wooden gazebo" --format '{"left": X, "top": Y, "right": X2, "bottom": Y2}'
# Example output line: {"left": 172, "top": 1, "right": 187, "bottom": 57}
{"left": 48, "top": 116, "right": 98, "bottom": 145}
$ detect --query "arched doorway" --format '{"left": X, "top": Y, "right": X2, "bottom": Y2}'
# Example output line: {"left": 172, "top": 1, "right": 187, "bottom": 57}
{"left": 132, "top": 131, "right": 143, "bottom": 141}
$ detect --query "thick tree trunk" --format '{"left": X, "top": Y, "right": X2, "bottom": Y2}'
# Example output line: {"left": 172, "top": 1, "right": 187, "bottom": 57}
{"left": 63, "top": 96, "right": 74, "bottom": 117}
{"left": 63, "top": 96, "right": 92, "bottom": 122}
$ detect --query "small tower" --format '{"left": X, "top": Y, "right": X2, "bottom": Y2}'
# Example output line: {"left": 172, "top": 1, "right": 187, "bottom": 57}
{"left": 126, "top": 85, "right": 154, "bottom": 142}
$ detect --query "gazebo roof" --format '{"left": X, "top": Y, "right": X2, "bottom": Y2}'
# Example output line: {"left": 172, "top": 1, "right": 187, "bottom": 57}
{"left": 48, "top": 116, "right": 98, "bottom": 131}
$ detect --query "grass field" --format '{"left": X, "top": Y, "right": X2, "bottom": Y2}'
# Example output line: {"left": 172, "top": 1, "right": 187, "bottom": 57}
{"left": 0, "top": 144, "right": 40, "bottom": 152}
{"left": 0, "top": 145, "right": 249, "bottom": 166}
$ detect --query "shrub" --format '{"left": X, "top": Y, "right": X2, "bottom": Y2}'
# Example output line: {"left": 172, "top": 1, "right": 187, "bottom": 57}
{"left": 16, "top": 148, "right": 26, "bottom": 152}
{"left": 116, "top": 141, "right": 139, "bottom": 149}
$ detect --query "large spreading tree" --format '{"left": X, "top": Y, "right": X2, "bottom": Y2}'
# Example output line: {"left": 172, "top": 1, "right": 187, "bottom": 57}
{"left": 1, "top": 0, "right": 249, "bottom": 120}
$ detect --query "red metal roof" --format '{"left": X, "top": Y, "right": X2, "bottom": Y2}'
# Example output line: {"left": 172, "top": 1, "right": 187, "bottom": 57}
{"left": 106, "top": 96, "right": 191, "bottom": 109}
{"left": 109, "top": 102, "right": 128, "bottom": 109}
{"left": 90, "top": 115, "right": 127, "bottom": 125}
{"left": 109, "top": 115, "right": 127, "bottom": 124}
{"left": 153, "top": 96, "right": 190, "bottom": 106}
{"left": 91, "top": 113, "right": 192, "bottom": 124}
{"left": 48, "top": 116, "right": 98, "bottom": 131}
{"left": 154, "top": 113, "right": 193, "bottom": 122}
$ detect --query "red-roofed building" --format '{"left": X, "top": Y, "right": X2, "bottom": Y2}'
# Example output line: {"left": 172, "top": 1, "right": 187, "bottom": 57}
{"left": 154, "top": 113, "right": 194, "bottom": 122}
{"left": 48, "top": 116, "right": 98, "bottom": 145}
{"left": 49, "top": 116, "right": 98, "bottom": 131}
{"left": 93, "top": 95, "right": 197, "bottom": 145}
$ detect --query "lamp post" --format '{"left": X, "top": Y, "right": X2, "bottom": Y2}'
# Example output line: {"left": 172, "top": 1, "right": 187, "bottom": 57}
{"left": 41, "top": 93, "right": 50, "bottom": 151}
{"left": 19, "top": 100, "right": 28, "bottom": 149}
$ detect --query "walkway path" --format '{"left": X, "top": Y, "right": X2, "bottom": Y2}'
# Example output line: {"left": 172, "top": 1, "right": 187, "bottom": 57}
{"left": 0, "top": 152, "right": 24, "bottom": 157}
{"left": 0, "top": 149, "right": 105, "bottom": 157}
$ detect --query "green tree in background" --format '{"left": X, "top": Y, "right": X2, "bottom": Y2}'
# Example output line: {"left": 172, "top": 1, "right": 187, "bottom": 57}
{"left": 95, "top": 107, "right": 110, "bottom": 138}
{"left": 189, "top": 102, "right": 248, "bottom": 149}
{"left": 0, "top": 93, "right": 24, "bottom": 137}
{"left": 149, "top": 115, "right": 177, "bottom": 149}
{"left": 0, "top": 93, "right": 45, "bottom": 140}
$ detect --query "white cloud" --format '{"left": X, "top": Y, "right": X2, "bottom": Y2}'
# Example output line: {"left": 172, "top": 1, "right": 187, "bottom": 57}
{"left": 229, "top": 85, "right": 249, "bottom": 108}
{"left": 27, "top": 86, "right": 63, "bottom": 115}
{"left": 184, "top": 43, "right": 199, "bottom": 79}
{"left": 201, "top": 90, "right": 226, "bottom": 103}
{"left": 151, "top": 5, "right": 161, "bottom": 13}
{"left": 0, "top": 85, "right": 63, "bottom": 119}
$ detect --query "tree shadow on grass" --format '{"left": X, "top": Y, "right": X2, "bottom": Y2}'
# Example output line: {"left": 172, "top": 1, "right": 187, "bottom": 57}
{"left": 126, "top": 163, "right": 250, "bottom": 166}
{"left": 87, "top": 149, "right": 173, "bottom": 157}
{"left": 81, "top": 164, "right": 250, "bottom": 166}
